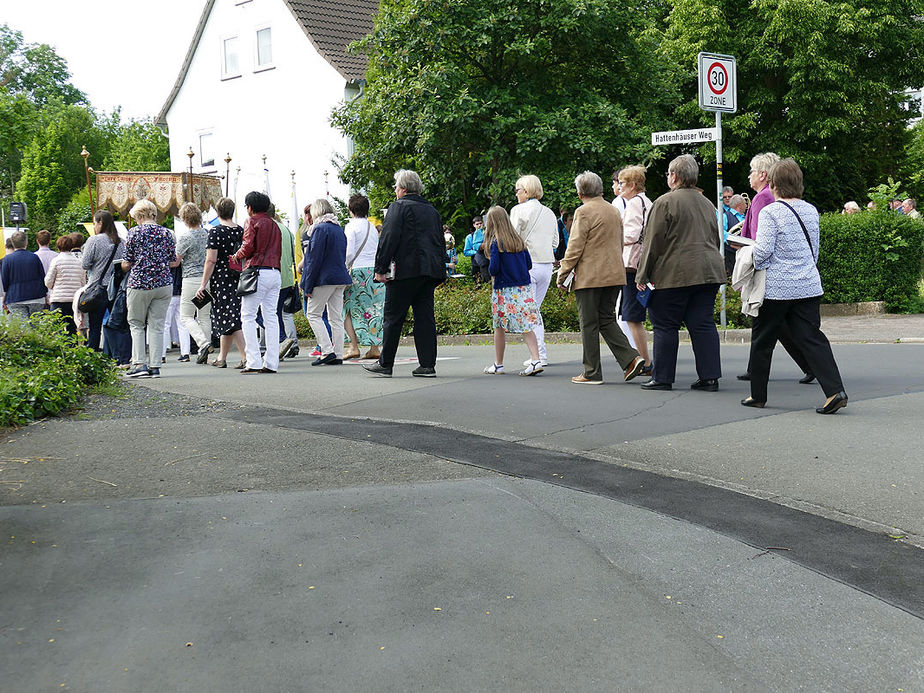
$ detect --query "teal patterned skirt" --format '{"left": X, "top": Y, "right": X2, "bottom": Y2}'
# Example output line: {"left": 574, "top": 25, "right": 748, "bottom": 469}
{"left": 343, "top": 266, "right": 385, "bottom": 345}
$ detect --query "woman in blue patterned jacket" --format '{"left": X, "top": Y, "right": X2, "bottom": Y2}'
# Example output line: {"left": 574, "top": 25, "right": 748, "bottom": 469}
{"left": 742, "top": 159, "right": 847, "bottom": 414}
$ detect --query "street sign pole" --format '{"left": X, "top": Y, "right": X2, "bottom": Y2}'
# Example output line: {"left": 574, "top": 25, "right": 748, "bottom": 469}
{"left": 716, "top": 110, "right": 726, "bottom": 328}
{"left": 698, "top": 52, "right": 736, "bottom": 332}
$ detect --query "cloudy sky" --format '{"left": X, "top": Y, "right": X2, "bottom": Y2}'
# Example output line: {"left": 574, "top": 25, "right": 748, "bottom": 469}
{"left": 4, "top": 0, "right": 209, "bottom": 120}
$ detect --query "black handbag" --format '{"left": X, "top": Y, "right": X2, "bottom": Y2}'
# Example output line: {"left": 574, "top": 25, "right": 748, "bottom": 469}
{"left": 282, "top": 288, "right": 302, "bottom": 313}
{"left": 78, "top": 241, "right": 120, "bottom": 312}
{"left": 237, "top": 267, "right": 259, "bottom": 296}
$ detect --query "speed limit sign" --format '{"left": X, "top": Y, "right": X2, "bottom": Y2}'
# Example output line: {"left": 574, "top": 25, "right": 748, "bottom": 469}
{"left": 698, "top": 53, "right": 737, "bottom": 113}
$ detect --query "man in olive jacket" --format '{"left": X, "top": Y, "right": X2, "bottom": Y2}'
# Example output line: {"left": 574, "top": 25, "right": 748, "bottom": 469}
{"left": 364, "top": 169, "right": 445, "bottom": 378}
{"left": 636, "top": 154, "right": 726, "bottom": 391}
{"left": 557, "top": 171, "right": 645, "bottom": 385}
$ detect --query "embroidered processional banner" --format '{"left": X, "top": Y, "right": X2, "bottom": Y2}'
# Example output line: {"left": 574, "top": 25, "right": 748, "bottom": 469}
{"left": 96, "top": 172, "right": 223, "bottom": 217}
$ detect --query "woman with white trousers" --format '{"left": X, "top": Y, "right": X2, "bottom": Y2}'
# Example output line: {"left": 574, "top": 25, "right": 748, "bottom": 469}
{"left": 509, "top": 174, "right": 558, "bottom": 367}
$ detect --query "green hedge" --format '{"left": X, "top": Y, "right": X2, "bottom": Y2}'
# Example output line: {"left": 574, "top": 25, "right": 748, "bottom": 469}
{"left": 0, "top": 312, "right": 118, "bottom": 427}
{"left": 818, "top": 211, "right": 924, "bottom": 310}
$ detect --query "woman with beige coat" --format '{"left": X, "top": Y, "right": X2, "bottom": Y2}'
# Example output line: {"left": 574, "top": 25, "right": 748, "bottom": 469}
{"left": 557, "top": 171, "right": 646, "bottom": 385}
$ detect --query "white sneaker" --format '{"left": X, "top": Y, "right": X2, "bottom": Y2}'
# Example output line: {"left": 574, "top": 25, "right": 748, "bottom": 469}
{"left": 483, "top": 364, "right": 505, "bottom": 374}
{"left": 523, "top": 358, "right": 549, "bottom": 367}
{"left": 519, "top": 361, "right": 544, "bottom": 376}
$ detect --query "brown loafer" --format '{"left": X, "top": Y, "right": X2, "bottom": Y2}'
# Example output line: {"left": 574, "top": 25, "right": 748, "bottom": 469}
{"left": 571, "top": 374, "right": 603, "bottom": 385}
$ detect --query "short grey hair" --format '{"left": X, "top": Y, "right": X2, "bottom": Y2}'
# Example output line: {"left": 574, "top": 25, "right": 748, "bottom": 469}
{"left": 10, "top": 230, "right": 27, "bottom": 249}
{"left": 309, "top": 198, "right": 335, "bottom": 220}
{"left": 574, "top": 171, "right": 604, "bottom": 198}
{"left": 722, "top": 186, "right": 734, "bottom": 195}
{"left": 129, "top": 198, "right": 157, "bottom": 221}
{"left": 729, "top": 194, "right": 746, "bottom": 210}
{"left": 668, "top": 154, "right": 699, "bottom": 188}
{"left": 394, "top": 169, "right": 423, "bottom": 194}
{"left": 749, "top": 152, "right": 780, "bottom": 175}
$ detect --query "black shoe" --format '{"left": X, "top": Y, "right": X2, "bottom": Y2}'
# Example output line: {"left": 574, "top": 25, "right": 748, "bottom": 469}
{"left": 412, "top": 366, "right": 436, "bottom": 377}
{"left": 260, "top": 367, "right": 277, "bottom": 374}
{"left": 177, "top": 354, "right": 190, "bottom": 362}
{"left": 324, "top": 358, "right": 343, "bottom": 366}
{"left": 312, "top": 352, "right": 338, "bottom": 366}
{"left": 196, "top": 344, "right": 213, "bottom": 365}
{"left": 741, "top": 397, "right": 765, "bottom": 408}
{"left": 816, "top": 391, "right": 848, "bottom": 415}
{"left": 640, "top": 364, "right": 653, "bottom": 378}
{"left": 736, "top": 372, "right": 751, "bottom": 381}
{"left": 363, "top": 362, "right": 392, "bottom": 377}
{"left": 641, "top": 379, "right": 672, "bottom": 391}
{"left": 690, "top": 378, "right": 719, "bottom": 392}
{"left": 799, "top": 373, "right": 816, "bottom": 384}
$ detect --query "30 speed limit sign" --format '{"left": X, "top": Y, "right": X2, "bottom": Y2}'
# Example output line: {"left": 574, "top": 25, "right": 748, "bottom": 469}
{"left": 698, "top": 53, "right": 737, "bottom": 113}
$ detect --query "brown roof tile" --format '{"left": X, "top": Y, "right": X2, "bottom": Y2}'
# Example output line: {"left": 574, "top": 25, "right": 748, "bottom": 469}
{"left": 283, "top": 0, "right": 378, "bottom": 81}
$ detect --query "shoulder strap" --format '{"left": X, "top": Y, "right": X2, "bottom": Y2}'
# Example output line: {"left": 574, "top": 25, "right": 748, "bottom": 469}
{"left": 776, "top": 200, "right": 816, "bottom": 263}
{"left": 98, "top": 240, "right": 120, "bottom": 286}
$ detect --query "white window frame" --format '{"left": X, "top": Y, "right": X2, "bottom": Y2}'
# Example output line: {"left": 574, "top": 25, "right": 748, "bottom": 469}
{"left": 221, "top": 34, "right": 241, "bottom": 80}
{"left": 198, "top": 131, "right": 216, "bottom": 170}
{"left": 254, "top": 25, "right": 274, "bottom": 72}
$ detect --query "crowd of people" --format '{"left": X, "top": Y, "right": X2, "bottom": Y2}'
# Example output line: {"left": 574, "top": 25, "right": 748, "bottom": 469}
{"left": 1, "top": 154, "right": 851, "bottom": 414}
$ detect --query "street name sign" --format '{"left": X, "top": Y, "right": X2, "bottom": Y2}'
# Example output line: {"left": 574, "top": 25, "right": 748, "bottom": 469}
{"left": 651, "top": 128, "right": 719, "bottom": 146}
{"left": 698, "top": 52, "right": 737, "bottom": 113}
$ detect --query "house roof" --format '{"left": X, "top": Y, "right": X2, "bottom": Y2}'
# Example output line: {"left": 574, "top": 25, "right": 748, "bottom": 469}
{"left": 156, "top": 0, "right": 377, "bottom": 126}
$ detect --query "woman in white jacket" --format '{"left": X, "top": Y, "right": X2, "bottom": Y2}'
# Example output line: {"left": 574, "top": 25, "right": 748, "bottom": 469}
{"left": 510, "top": 174, "right": 558, "bottom": 367}
{"left": 617, "top": 166, "right": 653, "bottom": 374}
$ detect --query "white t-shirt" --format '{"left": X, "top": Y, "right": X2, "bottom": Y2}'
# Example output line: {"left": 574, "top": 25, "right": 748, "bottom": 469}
{"left": 344, "top": 218, "right": 378, "bottom": 269}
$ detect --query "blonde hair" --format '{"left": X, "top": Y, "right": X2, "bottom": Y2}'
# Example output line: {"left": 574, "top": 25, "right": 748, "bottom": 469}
{"left": 129, "top": 198, "right": 157, "bottom": 222}
{"left": 515, "top": 174, "right": 543, "bottom": 200}
{"left": 749, "top": 152, "right": 780, "bottom": 175}
{"left": 620, "top": 165, "right": 647, "bottom": 191}
{"left": 309, "top": 198, "right": 334, "bottom": 220}
{"left": 483, "top": 206, "right": 525, "bottom": 254}
{"left": 179, "top": 202, "right": 202, "bottom": 228}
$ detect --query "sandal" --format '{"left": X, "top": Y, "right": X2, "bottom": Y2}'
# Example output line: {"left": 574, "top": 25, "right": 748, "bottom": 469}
{"left": 483, "top": 364, "right": 505, "bottom": 374}
{"left": 344, "top": 349, "right": 362, "bottom": 360}
{"left": 519, "top": 361, "right": 544, "bottom": 377}
{"left": 211, "top": 359, "right": 227, "bottom": 368}
{"left": 234, "top": 361, "right": 247, "bottom": 370}
{"left": 362, "top": 347, "right": 381, "bottom": 360}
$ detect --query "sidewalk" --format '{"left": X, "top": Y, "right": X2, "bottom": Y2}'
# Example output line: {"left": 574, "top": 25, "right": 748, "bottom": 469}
{"left": 432, "top": 313, "right": 924, "bottom": 346}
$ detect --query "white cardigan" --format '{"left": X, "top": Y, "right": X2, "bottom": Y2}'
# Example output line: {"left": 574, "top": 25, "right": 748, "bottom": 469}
{"left": 509, "top": 198, "right": 558, "bottom": 264}
{"left": 731, "top": 245, "right": 766, "bottom": 317}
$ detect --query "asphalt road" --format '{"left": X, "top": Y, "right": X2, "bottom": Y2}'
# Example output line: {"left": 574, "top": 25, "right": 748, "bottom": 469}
{"left": 1, "top": 333, "right": 922, "bottom": 692}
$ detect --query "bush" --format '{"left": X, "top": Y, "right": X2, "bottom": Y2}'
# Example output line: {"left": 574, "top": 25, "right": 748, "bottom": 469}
{"left": 818, "top": 211, "right": 924, "bottom": 310}
{"left": 0, "top": 312, "right": 117, "bottom": 427}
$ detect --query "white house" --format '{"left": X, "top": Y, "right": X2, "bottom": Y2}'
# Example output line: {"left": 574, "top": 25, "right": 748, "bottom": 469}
{"left": 156, "top": 0, "right": 378, "bottom": 223}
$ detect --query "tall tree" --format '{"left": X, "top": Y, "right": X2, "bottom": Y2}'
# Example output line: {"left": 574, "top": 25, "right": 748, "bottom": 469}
{"left": 102, "top": 119, "right": 171, "bottom": 172}
{"left": 332, "top": 0, "right": 678, "bottom": 222}
{"left": 0, "top": 24, "right": 87, "bottom": 197}
{"left": 659, "top": 0, "right": 924, "bottom": 210}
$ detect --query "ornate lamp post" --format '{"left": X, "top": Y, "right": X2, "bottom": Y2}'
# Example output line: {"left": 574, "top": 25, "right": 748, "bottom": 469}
{"left": 80, "top": 145, "right": 96, "bottom": 214}
{"left": 224, "top": 153, "right": 232, "bottom": 196}
{"left": 185, "top": 146, "right": 195, "bottom": 204}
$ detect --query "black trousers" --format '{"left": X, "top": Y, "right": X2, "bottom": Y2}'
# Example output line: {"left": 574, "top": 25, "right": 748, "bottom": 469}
{"left": 87, "top": 300, "right": 111, "bottom": 350}
{"left": 380, "top": 276, "right": 440, "bottom": 368}
{"left": 50, "top": 302, "right": 77, "bottom": 335}
{"left": 648, "top": 283, "right": 721, "bottom": 384}
{"left": 748, "top": 297, "right": 844, "bottom": 403}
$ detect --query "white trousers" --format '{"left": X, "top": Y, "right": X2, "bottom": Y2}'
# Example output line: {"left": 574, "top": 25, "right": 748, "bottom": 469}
{"left": 307, "top": 284, "right": 346, "bottom": 358}
{"left": 529, "top": 262, "right": 553, "bottom": 361}
{"left": 162, "top": 294, "right": 190, "bottom": 356}
{"left": 241, "top": 269, "right": 282, "bottom": 371}
{"left": 179, "top": 277, "right": 211, "bottom": 349}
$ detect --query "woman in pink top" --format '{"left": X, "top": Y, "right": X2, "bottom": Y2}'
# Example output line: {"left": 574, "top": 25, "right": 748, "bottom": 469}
{"left": 45, "top": 234, "right": 87, "bottom": 334}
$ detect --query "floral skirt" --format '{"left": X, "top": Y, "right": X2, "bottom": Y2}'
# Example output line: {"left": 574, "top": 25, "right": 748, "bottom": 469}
{"left": 343, "top": 267, "right": 384, "bottom": 346}
{"left": 492, "top": 285, "right": 538, "bottom": 333}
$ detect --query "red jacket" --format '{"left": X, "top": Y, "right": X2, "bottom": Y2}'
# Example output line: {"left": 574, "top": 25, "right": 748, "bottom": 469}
{"left": 236, "top": 212, "right": 281, "bottom": 269}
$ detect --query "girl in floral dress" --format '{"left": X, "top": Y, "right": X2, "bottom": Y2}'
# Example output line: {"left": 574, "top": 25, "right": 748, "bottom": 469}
{"left": 482, "top": 206, "right": 544, "bottom": 376}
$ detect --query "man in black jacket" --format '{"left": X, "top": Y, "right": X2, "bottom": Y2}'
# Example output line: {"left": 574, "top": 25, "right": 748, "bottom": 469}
{"left": 364, "top": 169, "right": 445, "bottom": 377}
